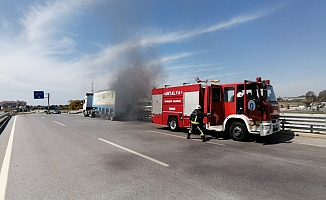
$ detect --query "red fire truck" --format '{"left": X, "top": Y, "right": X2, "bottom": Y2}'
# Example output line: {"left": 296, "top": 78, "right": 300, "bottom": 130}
{"left": 151, "top": 77, "right": 280, "bottom": 141}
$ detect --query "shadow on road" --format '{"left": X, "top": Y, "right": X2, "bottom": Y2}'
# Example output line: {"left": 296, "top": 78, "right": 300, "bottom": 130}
{"left": 156, "top": 127, "right": 296, "bottom": 145}
{"left": 250, "top": 131, "right": 295, "bottom": 145}
{"left": 206, "top": 130, "right": 296, "bottom": 145}
{"left": 0, "top": 116, "right": 12, "bottom": 135}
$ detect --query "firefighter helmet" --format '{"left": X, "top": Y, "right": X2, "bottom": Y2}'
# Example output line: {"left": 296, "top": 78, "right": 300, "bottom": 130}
{"left": 237, "top": 92, "right": 243, "bottom": 98}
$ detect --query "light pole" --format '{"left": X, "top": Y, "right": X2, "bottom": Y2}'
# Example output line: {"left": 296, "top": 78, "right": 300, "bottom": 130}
{"left": 46, "top": 93, "right": 50, "bottom": 113}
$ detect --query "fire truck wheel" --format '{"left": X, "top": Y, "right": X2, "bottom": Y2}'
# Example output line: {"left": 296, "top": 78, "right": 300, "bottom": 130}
{"left": 229, "top": 122, "right": 248, "bottom": 141}
{"left": 168, "top": 118, "right": 179, "bottom": 132}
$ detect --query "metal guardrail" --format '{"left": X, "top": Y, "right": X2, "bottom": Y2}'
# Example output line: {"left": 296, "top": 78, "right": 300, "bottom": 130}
{"left": 0, "top": 112, "right": 10, "bottom": 125}
{"left": 280, "top": 115, "right": 326, "bottom": 134}
{"left": 0, "top": 112, "right": 9, "bottom": 119}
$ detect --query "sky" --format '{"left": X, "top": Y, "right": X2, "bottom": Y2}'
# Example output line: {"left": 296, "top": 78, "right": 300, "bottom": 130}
{"left": 0, "top": 0, "right": 325, "bottom": 105}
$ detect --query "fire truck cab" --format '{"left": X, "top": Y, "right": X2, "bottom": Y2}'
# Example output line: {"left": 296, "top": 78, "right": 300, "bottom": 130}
{"left": 151, "top": 77, "right": 280, "bottom": 141}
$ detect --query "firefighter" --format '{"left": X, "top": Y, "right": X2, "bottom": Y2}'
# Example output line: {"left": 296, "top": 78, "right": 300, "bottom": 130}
{"left": 187, "top": 105, "right": 211, "bottom": 142}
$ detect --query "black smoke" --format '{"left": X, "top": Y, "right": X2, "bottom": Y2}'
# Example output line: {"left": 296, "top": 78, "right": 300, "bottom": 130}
{"left": 109, "top": 45, "right": 165, "bottom": 120}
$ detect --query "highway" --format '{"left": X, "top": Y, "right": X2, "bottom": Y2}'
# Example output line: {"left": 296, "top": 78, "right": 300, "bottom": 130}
{"left": 0, "top": 114, "right": 326, "bottom": 200}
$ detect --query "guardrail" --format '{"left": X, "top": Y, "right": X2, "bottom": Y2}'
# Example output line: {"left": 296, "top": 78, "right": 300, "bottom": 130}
{"left": 280, "top": 114, "right": 326, "bottom": 134}
{"left": 0, "top": 112, "right": 10, "bottom": 125}
{"left": 0, "top": 112, "right": 9, "bottom": 119}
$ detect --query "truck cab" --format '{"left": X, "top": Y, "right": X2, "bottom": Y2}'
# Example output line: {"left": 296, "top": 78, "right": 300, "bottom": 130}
{"left": 82, "top": 93, "right": 94, "bottom": 117}
{"left": 205, "top": 78, "right": 280, "bottom": 140}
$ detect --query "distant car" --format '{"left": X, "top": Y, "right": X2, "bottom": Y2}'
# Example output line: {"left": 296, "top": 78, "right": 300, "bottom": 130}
{"left": 53, "top": 110, "right": 61, "bottom": 114}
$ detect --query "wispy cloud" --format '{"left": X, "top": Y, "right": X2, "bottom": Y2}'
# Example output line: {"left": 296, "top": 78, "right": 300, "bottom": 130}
{"left": 147, "top": 52, "right": 197, "bottom": 66}
{"left": 0, "top": 0, "right": 279, "bottom": 104}
{"left": 138, "top": 6, "right": 280, "bottom": 45}
{"left": 80, "top": 7, "right": 276, "bottom": 77}
{"left": 20, "top": 0, "right": 99, "bottom": 54}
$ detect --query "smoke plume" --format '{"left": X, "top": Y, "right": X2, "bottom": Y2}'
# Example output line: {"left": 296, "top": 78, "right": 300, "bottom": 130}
{"left": 109, "top": 45, "right": 165, "bottom": 120}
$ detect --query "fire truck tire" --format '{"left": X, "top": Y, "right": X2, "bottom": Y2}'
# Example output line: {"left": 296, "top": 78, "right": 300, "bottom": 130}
{"left": 168, "top": 118, "right": 179, "bottom": 132}
{"left": 229, "top": 122, "right": 248, "bottom": 141}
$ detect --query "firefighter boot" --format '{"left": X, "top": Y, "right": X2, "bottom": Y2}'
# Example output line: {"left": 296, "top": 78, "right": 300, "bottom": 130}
{"left": 187, "top": 131, "right": 191, "bottom": 139}
{"left": 201, "top": 136, "right": 206, "bottom": 142}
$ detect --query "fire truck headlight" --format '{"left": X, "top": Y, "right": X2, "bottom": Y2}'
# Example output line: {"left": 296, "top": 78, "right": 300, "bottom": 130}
{"left": 263, "top": 125, "right": 271, "bottom": 131}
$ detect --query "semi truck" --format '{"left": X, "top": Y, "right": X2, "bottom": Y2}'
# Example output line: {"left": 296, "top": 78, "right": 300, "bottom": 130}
{"left": 82, "top": 90, "right": 117, "bottom": 120}
{"left": 151, "top": 77, "right": 280, "bottom": 141}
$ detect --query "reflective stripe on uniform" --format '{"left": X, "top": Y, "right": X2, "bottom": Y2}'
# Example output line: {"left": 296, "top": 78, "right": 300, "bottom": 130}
{"left": 191, "top": 116, "right": 200, "bottom": 124}
{"left": 197, "top": 125, "right": 204, "bottom": 136}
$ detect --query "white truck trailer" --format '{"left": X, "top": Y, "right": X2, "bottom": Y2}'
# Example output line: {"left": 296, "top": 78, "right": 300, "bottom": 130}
{"left": 82, "top": 90, "right": 118, "bottom": 120}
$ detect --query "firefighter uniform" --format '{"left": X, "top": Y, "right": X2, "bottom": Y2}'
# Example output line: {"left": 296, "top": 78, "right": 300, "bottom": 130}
{"left": 187, "top": 105, "right": 210, "bottom": 142}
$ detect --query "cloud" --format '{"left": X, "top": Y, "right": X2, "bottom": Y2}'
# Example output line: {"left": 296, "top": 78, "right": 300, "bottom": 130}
{"left": 138, "top": 7, "right": 279, "bottom": 45}
{"left": 0, "top": 0, "right": 278, "bottom": 104}
{"left": 0, "top": 2, "right": 90, "bottom": 104}
{"left": 147, "top": 52, "right": 197, "bottom": 67}
{"left": 77, "top": 7, "right": 275, "bottom": 82}
{"left": 19, "top": 0, "right": 99, "bottom": 54}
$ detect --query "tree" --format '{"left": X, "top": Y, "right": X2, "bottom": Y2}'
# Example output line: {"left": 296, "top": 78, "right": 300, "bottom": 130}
{"left": 305, "top": 91, "right": 316, "bottom": 101}
{"left": 303, "top": 91, "right": 316, "bottom": 106}
{"left": 317, "top": 90, "right": 326, "bottom": 102}
{"left": 69, "top": 100, "right": 83, "bottom": 110}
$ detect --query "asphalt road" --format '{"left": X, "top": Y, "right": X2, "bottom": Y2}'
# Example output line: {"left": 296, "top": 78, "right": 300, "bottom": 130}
{"left": 0, "top": 114, "right": 326, "bottom": 200}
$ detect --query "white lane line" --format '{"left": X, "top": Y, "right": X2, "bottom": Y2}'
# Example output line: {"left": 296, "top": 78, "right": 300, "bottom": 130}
{"left": 146, "top": 130, "right": 226, "bottom": 146}
{"left": 0, "top": 116, "right": 17, "bottom": 200}
{"left": 98, "top": 138, "right": 169, "bottom": 167}
{"left": 41, "top": 117, "right": 45, "bottom": 119}
{"left": 52, "top": 121, "right": 66, "bottom": 126}
{"left": 295, "top": 142, "right": 326, "bottom": 148}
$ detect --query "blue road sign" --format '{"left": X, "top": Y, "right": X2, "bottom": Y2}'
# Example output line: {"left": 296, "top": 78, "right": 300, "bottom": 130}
{"left": 34, "top": 91, "right": 44, "bottom": 99}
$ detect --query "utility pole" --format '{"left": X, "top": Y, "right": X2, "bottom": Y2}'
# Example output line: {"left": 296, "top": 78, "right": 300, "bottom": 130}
{"left": 46, "top": 93, "right": 50, "bottom": 113}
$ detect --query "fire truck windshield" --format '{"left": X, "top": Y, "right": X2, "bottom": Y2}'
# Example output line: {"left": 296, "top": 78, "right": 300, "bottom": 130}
{"left": 266, "top": 86, "right": 277, "bottom": 102}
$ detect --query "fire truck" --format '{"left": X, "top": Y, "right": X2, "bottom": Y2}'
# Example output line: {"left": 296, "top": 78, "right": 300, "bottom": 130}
{"left": 151, "top": 77, "right": 280, "bottom": 141}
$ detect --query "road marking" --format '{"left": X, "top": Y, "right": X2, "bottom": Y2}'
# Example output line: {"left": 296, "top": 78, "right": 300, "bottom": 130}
{"left": 98, "top": 138, "right": 169, "bottom": 167}
{"left": 0, "top": 116, "right": 17, "bottom": 200}
{"left": 41, "top": 117, "right": 45, "bottom": 119}
{"left": 52, "top": 121, "right": 66, "bottom": 126}
{"left": 295, "top": 142, "right": 326, "bottom": 148}
{"left": 146, "top": 130, "right": 226, "bottom": 146}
